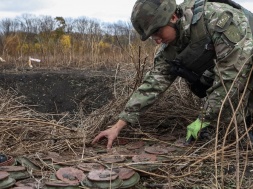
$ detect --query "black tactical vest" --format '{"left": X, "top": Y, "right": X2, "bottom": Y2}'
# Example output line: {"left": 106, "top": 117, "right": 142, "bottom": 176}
{"left": 176, "top": 0, "right": 215, "bottom": 75}
{"left": 170, "top": 0, "right": 215, "bottom": 98}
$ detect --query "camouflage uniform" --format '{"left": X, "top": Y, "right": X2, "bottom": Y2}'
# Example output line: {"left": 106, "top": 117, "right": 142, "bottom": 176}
{"left": 119, "top": 0, "right": 253, "bottom": 126}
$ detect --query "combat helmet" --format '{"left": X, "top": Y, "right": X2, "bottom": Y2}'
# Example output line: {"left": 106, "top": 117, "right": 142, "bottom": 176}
{"left": 131, "top": 0, "right": 177, "bottom": 41}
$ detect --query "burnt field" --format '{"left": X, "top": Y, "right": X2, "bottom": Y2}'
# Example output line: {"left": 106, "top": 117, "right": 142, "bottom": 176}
{"left": 0, "top": 68, "right": 115, "bottom": 115}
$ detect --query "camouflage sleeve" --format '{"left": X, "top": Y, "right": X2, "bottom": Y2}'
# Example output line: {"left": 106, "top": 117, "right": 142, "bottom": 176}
{"left": 118, "top": 44, "right": 178, "bottom": 125}
{"left": 201, "top": 2, "right": 253, "bottom": 123}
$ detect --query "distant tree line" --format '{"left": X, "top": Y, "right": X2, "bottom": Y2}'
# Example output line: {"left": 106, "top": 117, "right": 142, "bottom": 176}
{"left": 0, "top": 14, "right": 156, "bottom": 69}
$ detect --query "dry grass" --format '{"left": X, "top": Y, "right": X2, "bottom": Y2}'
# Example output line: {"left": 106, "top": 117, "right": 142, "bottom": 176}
{"left": 1, "top": 75, "right": 253, "bottom": 188}
{"left": 0, "top": 89, "right": 83, "bottom": 155}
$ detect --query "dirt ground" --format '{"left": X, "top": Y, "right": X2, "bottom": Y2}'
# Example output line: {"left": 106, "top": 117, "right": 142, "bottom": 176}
{"left": 0, "top": 67, "right": 115, "bottom": 115}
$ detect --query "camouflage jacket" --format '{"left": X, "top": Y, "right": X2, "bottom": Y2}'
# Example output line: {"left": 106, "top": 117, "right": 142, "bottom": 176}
{"left": 119, "top": 0, "right": 253, "bottom": 125}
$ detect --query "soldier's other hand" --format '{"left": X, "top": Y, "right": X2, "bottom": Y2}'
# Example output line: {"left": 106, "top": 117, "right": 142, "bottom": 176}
{"left": 92, "top": 120, "right": 127, "bottom": 149}
{"left": 186, "top": 118, "right": 210, "bottom": 143}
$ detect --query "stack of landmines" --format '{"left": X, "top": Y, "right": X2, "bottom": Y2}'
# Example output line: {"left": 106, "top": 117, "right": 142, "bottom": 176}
{"left": 0, "top": 136, "right": 186, "bottom": 189}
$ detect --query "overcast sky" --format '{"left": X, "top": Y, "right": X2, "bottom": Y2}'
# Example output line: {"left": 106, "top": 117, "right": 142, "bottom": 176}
{"left": 0, "top": 0, "right": 252, "bottom": 23}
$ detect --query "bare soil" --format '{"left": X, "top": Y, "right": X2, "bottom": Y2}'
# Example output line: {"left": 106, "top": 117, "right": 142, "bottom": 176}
{"left": 0, "top": 67, "right": 115, "bottom": 115}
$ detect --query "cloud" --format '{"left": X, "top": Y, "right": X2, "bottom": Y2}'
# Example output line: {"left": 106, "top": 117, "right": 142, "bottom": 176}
{"left": 236, "top": 0, "right": 251, "bottom": 3}
{"left": 0, "top": 0, "right": 52, "bottom": 12}
{"left": 0, "top": 0, "right": 252, "bottom": 23}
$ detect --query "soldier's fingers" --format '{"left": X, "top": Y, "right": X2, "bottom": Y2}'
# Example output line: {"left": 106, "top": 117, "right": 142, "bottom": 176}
{"left": 107, "top": 138, "right": 114, "bottom": 149}
{"left": 92, "top": 133, "right": 104, "bottom": 144}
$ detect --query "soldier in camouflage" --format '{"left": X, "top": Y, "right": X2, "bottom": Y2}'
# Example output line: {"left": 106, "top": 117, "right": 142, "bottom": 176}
{"left": 93, "top": 0, "right": 253, "bottom": 149}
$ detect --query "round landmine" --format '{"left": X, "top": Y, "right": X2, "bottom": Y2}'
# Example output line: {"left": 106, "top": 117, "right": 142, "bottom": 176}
{"left": 94, "top": 148, "right": 108, "bottom": 154}
{"left": 0, "top": 171, "right": 16, "bottom": 189}
{"left": 130, "top": 163, "right": 160, "bottom": 173}
{"left": 15, "top": 178, "right": 38, "bottom": 188}
{"left": 16, "top": 156, "right": 41, "bottom": 171}
{"left": 111, "top": 167, "right": 134, "bottom": 178}
{"left": 87, "top": 169, "right": 118, "bottom": 181}
{"left": 116, "top": 168, "right": 140, "bottom": 188}
{"left": 172, "top": 138, "right": 189, "bottom": 155}
{"left": 52, "top": 157, "right": 74, "bottom": 166}
{"left": 100, "top": 155, "right": 125, "bottom": 163}
{"left": 174, "top": 138, "right": 186, "bottom": 147}
{"left": 114, "top": 148, "right": 136, "bottom": 156}
{"left": 166, "top": 146, "right": 177, "bottom": 152}
{"left": 144, "top": 146, "right": 169, "bottom": 155}
{"left": 45, "top": 152, "right": 61, "bottom": 159}
{"left": 82, "top": 178, "right": 122, "bottom": 189}
{"left": 112, "top": 167, "right": 138, "bottom": 180}
{"left": 131, "top": 154, "right": 160, "bottom": 173}
{"left": 39, "top": 155, "right": 67, "bottom": 171}
{"left": 44, "top": 180, "right": 80, "bottom": 189}
{"left": 126, "top": 141, "right": 144, "bottom": 150}
{"left": 174, "top": 138, "right": 188, "bottom": 147}
{"left": 158, "top": 135, "right": 177, "bottom": 141}
{"left": 0, "top": 155, "right": 15, "bottom": 166}
{"left": 40, "top": 158, "right": 63, "bottom": 170}
{"left": 118, "top": 168, "right": 135, "bottom": 179}
{"left": 41, "top": 153, "right": 73, "bottom": 167}
{"left": 114, "top": 138, "right": 130, "bottom": 145}
{"left": 0, "top": 171, "right": 9, "bottom": 181}
{"left": 40, "top": 152, "right": 74, "bottom": 167}
{"left": 82, "top": 169, "right": 122, "bottom": 189}
{"left": 77, "top": 163, "right": 104, "bottom": 172}
{"left": 0, "top": 166, "right": 29, "bottom": 180}
{"left": 56, "top": 167, "right": 86, "bottom": 185}
{"left": 132, "top": 153, "right": 157, "bottom": 162}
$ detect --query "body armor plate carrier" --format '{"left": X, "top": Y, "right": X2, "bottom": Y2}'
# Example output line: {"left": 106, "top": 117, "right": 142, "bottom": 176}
{"left": 168, "top": 0, "right": 253, "bottom": 98}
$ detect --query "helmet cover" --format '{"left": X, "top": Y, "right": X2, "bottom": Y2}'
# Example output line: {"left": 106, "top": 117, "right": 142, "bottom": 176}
{"left": 131, "top": 0, "right": 177, "bottom": 41}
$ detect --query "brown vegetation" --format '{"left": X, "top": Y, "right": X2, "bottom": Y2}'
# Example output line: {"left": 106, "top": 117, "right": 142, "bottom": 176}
{"left": 0, "top": 14, "right": 156, "bottom": 69}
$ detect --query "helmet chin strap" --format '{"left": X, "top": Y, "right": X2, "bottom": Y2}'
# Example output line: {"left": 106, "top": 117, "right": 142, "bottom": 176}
{"left": 171, "top": 19, "right": 181, "bottom": 44}
{"left": 167, "top": 22, "right": 177, "bottom": 29}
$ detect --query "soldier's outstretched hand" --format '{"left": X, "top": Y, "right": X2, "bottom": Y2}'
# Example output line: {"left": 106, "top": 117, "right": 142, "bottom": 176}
{"left": 92, "top": 120, "right": 127, "bottom": 149}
